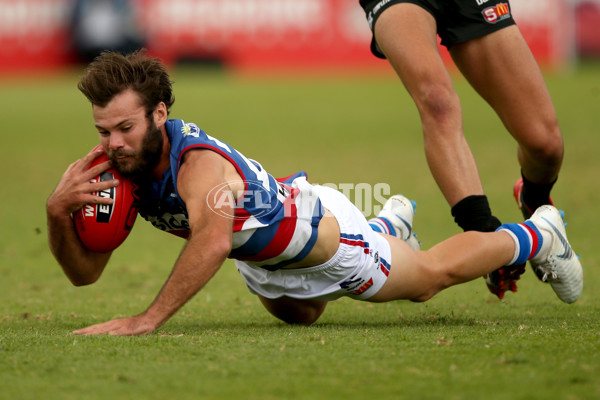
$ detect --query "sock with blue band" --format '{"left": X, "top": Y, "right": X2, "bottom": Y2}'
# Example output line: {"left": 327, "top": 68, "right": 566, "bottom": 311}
{"left": 497, "top": 222, "right": 544, "bottom": 266}
{"left": 369, "top": 217, "right": 396, "bottom": 236}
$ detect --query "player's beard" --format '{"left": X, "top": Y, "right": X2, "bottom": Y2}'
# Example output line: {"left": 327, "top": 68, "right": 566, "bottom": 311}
{"left": 108, "top": 119, "right": 163, "bottom": 180}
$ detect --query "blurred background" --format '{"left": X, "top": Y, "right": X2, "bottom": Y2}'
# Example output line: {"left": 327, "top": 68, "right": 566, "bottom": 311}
{"left": 0, "top": 0, "right": 599, "bottom": 76}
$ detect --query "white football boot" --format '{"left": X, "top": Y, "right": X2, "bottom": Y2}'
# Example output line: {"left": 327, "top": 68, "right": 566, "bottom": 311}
{"left": 376, "top": 194, "right": 421, "bottom": 251}
{"left": 527, "top": 205, "right": 583, "bottom": 303}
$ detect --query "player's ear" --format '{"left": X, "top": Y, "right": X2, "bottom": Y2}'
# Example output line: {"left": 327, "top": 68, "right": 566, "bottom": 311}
{"left": 153, "top": 102, "right": 168, "bottom": 126}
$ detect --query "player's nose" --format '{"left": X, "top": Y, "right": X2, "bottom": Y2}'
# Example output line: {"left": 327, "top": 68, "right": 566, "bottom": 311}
{"left": 108, "top": 133, "right": 125, "bottom": 150}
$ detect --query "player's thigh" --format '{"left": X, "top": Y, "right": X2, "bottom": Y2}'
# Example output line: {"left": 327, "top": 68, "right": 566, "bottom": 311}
{"left": 450, "top": 26, "right": 560, "bottom": 145}
{"left": 374, "top": 3, "right": 453, "bottom": 96}
{"left": 258, "top": 295, "right": 328, "bottom": 325}
{"left": 368, "top": 234, "right": 441, "bottom": 302}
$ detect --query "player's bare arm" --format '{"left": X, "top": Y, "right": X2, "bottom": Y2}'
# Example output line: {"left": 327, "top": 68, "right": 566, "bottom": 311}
{"left": 73, "top": 149, "right": 237, "bottom": 335}
{"left": 47, "top": 147, "right": 117, "bottom": 285}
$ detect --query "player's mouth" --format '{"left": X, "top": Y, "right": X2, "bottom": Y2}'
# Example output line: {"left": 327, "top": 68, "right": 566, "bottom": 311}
{"left": 109, "top": 151, "right": 136, "bottom": 161}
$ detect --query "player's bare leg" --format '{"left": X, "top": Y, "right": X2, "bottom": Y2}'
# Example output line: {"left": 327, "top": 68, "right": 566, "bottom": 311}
{"left": 370, "top": 232, "right": 515, "bottom": 302}
{"left": 450, "top": 25, "right": 564, "bottom": 186}
{"left": 450, "top": 25, "right": 564, "bottom": 287}
{"left": 374, "top": 4, "right": 508, "bottom": 295}
{"left": 374, "top": 3, "right": 484, "bottom": 207}
{"left": 372, "top": 205, "right": 582, "bottom": 304}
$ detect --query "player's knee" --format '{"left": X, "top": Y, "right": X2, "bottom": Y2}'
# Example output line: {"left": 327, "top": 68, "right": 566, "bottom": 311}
{"left": 414, "top": 84, "right": 461, "bottom": 125}
{"left": 411, "top": 279, "right": 453, "bottom": 302}
{"left": 409, "top": 261, "right": 455, "bottom": 302}
{"left": 522, "top": 126, "right": 564, "bottom": 168}
{"left": 539, "top": 140, "right": 564, "bottom": 169}
{"left": 278, "top": 307, "right": 324, "bottom": 325}
{"left": 519, "top": 117, "right": 564, "bottom": 164}
{"left": 410, "top": 291, "right": 436, "bottom": 302}
{"left": 409, "top": 274, "right": 451, "bottom": 302}
{"left": 259, "top": 296, "right": 326, "bottom": 325}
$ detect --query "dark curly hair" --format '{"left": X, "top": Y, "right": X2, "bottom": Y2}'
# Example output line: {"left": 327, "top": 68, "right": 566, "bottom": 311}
{"left": 77, "top": 49, "right": 175, "bottom": 115}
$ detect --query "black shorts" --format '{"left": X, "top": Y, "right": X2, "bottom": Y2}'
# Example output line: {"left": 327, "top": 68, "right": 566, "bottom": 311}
{"left": 359, "top": 0, "right": 516, "bottom": 58}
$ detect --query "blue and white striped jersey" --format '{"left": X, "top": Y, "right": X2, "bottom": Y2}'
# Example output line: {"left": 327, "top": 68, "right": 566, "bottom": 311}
{"left": 137, "top": 119, "right": 324, "bottom": 270}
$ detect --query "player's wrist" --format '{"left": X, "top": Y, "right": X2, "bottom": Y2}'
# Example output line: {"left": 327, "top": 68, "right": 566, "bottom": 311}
{"left": 46, "top": 199, "right": 72, "bottom": 223}
{"left": 140, "top": 307, "right": 170, "bottom": 330}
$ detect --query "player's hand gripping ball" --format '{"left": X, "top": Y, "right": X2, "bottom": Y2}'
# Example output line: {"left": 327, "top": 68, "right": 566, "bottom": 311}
{"left": 73, "top": 147, "right": 139, "bottom": 252}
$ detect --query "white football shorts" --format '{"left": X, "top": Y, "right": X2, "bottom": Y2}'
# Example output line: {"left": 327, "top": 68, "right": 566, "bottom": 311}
{"left": 235, "top": 184, "right": 392, "bottom": 301}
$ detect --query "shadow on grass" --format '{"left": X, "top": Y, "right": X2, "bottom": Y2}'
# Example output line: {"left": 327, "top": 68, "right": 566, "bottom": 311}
{"left": 155, "top": 314, "right": 496, "bottom": 334}
{"left": 21, "top": 314, "right": 487, "bottom": 337}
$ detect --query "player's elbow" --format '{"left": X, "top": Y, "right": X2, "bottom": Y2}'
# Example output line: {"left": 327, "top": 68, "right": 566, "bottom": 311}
{"left": 71, "top": 278, "right": 96, "bottom": 287}
{"left": 191, "top": 229, "right": 232, "bottom": 260}
{"left": 68, "top": 272, "right": 101, "bottom": 287}
{"left": 212, "top": 236, "right": 233, "bottom": 259}
{"left": 63, "top": 264, "right": 104, "bottom": 287}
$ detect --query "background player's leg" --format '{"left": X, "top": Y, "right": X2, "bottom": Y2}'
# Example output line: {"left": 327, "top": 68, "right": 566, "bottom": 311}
{"left": 374, "top": 4, "right": 485, "bottom": 207}
{"left": 450, "top": 26, "right": 564, "bottom": 191}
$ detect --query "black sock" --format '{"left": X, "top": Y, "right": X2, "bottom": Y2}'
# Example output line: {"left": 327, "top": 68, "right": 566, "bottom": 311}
{"left": 451, "top": 195, "right": 501, "bottom": 232}
{"left": 521, "top": 172, "right": 556, "bottom": 211}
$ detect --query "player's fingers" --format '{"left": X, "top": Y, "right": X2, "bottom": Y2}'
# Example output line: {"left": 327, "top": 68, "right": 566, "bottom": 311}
{"left": 86, "top": 178, "right": 120, "bottom": 194}
{"left": 79, "top": 192, "right": 115, "bottom": 208}
{"left": 73, "top": 147, "right": 105, "bottom": 171}
{"left": 84, "top": 146, "right": 106, "bottom": 161}
{"left": 73, "top": 318, "right": 147, "bottom": 336}
{"left": 85, "top": 194, "right": 113, "bottom": 206}
{"left": 73, "top": 324, "right": 103, "bottom": 335}
{"left": 73, "top": 319, "right": 119, "bottom": 335}
{"left": 73, "top": 326, "right": 111, "bottom": 335}
{"left": 63, "top": 152, "right": 109, "bottom": 182}
{"left": 84, "top": 160, "right": 113, "bottom": 179}
{"left": 63, "top": 180, "right": 118, "bottom": 212}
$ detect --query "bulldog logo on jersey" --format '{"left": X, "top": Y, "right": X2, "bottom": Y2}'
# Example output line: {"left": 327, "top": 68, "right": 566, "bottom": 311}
{"left": 181, "top": 122, "right": 201, "bottom": 138}
{"left": 482, "top": 3, "right": 510, "bottom": 24}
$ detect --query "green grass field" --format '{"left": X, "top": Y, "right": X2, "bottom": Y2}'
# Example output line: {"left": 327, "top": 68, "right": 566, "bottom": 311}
{"left": 1, "top": 61, "right": 599, "bottom": 400}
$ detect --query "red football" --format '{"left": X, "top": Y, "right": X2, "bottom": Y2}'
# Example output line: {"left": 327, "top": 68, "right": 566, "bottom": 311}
{"left": 73, "top": 147, "right": 139, "bottom": 252}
